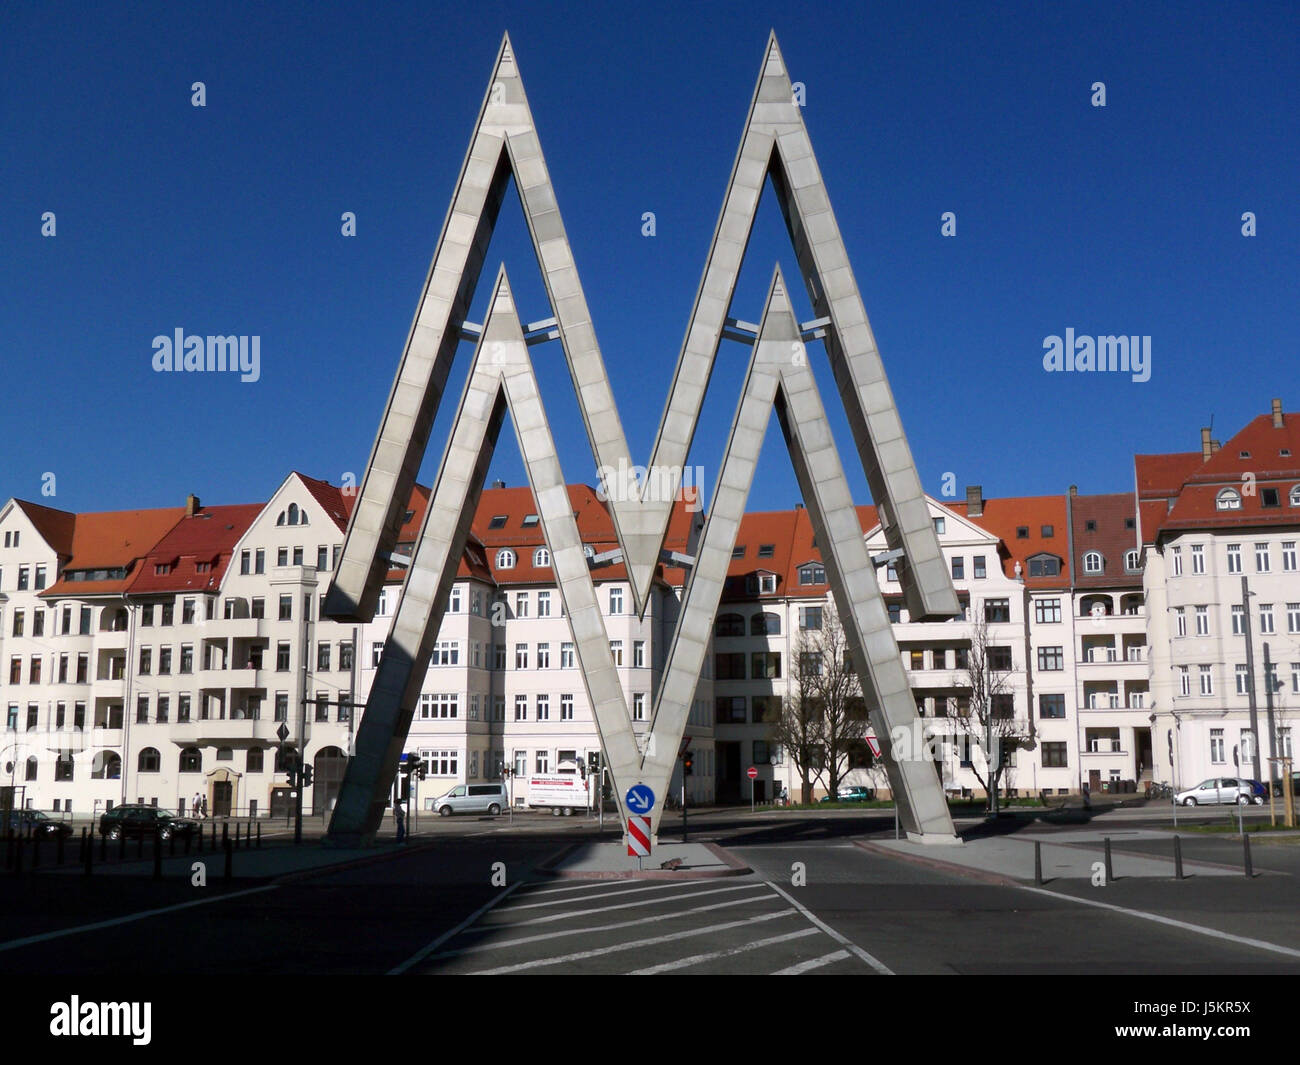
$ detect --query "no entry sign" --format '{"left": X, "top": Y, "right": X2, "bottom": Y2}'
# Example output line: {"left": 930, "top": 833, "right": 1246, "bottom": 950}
{"left": 627, "top": 815, "right": 651, "bottom": 857}
{"left": 747, "top": 766, "right": 758, "bottom": 780}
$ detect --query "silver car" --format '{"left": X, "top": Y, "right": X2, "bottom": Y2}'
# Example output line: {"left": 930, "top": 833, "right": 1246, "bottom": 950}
{"left": 434, "top": 782, "right": 507, "bottom": 816}
{"left": 1174, "top": 777, "right": 1263, "bottom": 806}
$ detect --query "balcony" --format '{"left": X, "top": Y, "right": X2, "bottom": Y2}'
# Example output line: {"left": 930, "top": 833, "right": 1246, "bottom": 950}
{"left": 168, "top": 717, "right": 279, "bottom": 746}
{"left": 199, "top": 617, "right": 266, "bottom": 641}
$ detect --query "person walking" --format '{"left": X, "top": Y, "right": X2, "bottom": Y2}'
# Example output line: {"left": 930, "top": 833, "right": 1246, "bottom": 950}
{"left": 193, "top": 792, "right": 202, "bottom": 818}
{"left": 394, "top": 800, "right": 406, "bottom": 844}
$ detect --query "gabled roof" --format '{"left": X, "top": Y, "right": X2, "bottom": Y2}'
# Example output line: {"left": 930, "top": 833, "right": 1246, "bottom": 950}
{"left": 946, "top": 495, "right": 1070, "bottom": 586}
{"left": 11, "top": 500, "right": 77, "bottom": 556}
{"left": 41, "top": 508, "right": 186, "bottom": 598}
{"left": 295, "top": 472, "right": 352, "bottom": 532}
{"left": 1069, "top": 492, "right": 1140, "bottom": 588}
{"left": 126, "top": 503, "right": 263, "bottom": 596}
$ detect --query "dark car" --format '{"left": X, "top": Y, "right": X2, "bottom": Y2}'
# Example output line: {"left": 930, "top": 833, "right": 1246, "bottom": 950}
{"left": 1271, "top": 772, "right": 1300, "bottom": 797}
{"left": 819, "top": 786, "right": 875, "bottom": 803}
{"left": 6, "top": 810, "right": 74, "bottom": 839}
{"left": 98, "top": 804, "right": 198, "bottom": 841}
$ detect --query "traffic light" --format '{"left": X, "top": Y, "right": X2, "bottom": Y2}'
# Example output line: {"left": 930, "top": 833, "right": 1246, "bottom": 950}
{"left": 301, "top": 764, "right": 313, "bottom": 787}
{"left": 683, "top": 753, "right": 694, "bottom": 776}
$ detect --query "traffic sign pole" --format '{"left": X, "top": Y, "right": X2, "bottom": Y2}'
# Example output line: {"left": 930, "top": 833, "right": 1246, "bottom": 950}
{"left": 747, "top": 766, "right": 758, "bottom": 813}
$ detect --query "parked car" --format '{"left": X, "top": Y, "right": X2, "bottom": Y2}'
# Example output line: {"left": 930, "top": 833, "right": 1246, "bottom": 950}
{"left": 1270, "top": 772, "right": 1300, "bottom": 798}
{"left": 5, "top": 810, "right": 74, "bottom": 839}
{"left": 819, "top": 786, "right": 874, "bottom": 803}
{"left": 434, "top": 783, "right": 507, "bottom": 817}
{"left": 98, "top": 804, "right": 199, "bottom": 841}
{"left": 1174, "top": 777, "right": 1263, "bottom": 806}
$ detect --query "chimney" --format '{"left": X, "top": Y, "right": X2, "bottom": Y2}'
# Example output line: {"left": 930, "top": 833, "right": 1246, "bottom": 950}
{"left": 1069, "top": 484, "right": 1077, "bottom": 499}
{"left": 185, "top": 494, "right": 200, "bottom": 517}
{"left": 965, "top": 485, "right": 983, "bottom": 517}
{"left": 1201, "top": 428, "right": 1214, "bottom": 462}
{"left": 490, "top": 479, "right": 505, "bottom": 490}
{"left": 794, "top": 502, "right": 804, "bottom": 510}
{"left": 1272, "top": 397, "right": 1284, "bottom": 429}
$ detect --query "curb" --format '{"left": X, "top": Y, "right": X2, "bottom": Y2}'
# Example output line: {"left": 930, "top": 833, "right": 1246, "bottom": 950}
{"left": 853, "top": 839, "right": 1022, "bottom": 888}
{"left": 534, "top": 839, "right": 752, "bottom": 880}
{"left": 272, "top": 838, "right": 441, "bottom": 885}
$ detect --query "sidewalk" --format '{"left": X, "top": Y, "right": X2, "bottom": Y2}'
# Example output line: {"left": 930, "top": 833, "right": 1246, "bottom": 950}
{"left": 862, "top": 830, "right": 1242, "bottom": 884}
{"left": 540, "top": 841, "right": 751, "bottom": 879}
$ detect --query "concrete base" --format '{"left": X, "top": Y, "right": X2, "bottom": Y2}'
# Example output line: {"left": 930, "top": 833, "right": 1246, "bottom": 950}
{"left": 906, "top": 831, "right": 964, "bottom": 846}
{"left": 540, "top": 841, "right": 751, "bottom": 880}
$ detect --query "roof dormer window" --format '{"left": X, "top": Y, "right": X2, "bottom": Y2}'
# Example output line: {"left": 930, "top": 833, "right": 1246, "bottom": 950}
{"left": 1216, "top": 488, "right": 1242, "bottom": 510}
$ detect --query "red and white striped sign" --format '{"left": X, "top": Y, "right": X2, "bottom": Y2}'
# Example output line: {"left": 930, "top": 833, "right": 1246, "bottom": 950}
{"left": 626, "top": 815, "right": 651, "bottom": 857}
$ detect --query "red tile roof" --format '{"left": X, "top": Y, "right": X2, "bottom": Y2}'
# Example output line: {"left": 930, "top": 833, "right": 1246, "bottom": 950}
{"left": 13, "top": 500, "right": 77, "bottom": 557}
{"left": 126, "top": 503, "right": 264, "bottom": 596}
{"left": 948, "top": 495, "right": 1071, "bottom": 586}
{"left": 41, "top": 508, "right": 186, "bottom": 598}
{"left": 1068, "top": 492, "right": 1140, "bottom": 588}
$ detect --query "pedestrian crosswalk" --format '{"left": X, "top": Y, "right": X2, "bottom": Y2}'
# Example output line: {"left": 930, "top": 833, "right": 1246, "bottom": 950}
{"left": 404, "top": 875, "right": 884, "bottom": 975}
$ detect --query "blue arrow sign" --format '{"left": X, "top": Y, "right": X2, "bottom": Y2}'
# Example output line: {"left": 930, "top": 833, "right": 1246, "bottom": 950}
{"left": 625, "top": 784, "right": 655, "bottom": 815}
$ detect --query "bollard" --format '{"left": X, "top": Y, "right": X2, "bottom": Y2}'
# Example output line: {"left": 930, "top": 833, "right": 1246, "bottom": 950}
{"left": 118, "top": 830, "right": 126, "bottom": 861}
{"left": 257, "top": 822, "right": 262, "bottom": 849}
{"left": 153, "top": 830, "right": 162, "bottom": 881}
{"left": 1173, "top": 835, "right": 1184, "bottom": 880}
{"left": 1034, "top": 840, "right": 1043, "bottom": 885}
{"left": 83, "top": 827, "right": 92, "bottom": 877}
{"left": 1104, "top": 837, "right": 1114, "bottom": 882}
{"left": 235, "top": 823, "right": 241, "bottom": 849}
{"left": 1243, "top": 833, "right": 1254, "bottom": 878}
{"left": 32, "top": 832, "right": 41, "bottom": 869}
{"left": 56, "top": 829, "right": 65, "bottom": 867}
{"left": 223, "top": 839, "right": 233, "bottom": 881}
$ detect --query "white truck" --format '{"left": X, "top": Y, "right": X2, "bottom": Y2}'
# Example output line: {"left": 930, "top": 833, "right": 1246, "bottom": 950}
{"left": 526, "top": 760, "right": 595, "bottom": 816}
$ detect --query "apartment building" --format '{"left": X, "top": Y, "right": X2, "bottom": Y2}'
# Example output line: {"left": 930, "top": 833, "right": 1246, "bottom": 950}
{"left": 1141, "top": 400, "right": 1300, "bottom": 790}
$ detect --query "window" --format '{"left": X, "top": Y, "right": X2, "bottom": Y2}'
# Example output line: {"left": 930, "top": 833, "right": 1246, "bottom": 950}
{"left": 246, "top": 747, "right": 264, "bottom": 773}
{"left": 1174, "top": 607, "right": 1186, "bottom": 638}
{"left": 76, "top": 654, "right": 88, "bottom": 683}
{"left": 55, "top": 754, "right": 74, "bottom": 782}
{"left": 715, "top": 653, "right": 746, "bottom": 680}
{"left": 419, "top": 693, "right": 458, "bottom": 719}
{"left": 972, "top": 556, "right": 986, "bottom": 579}
{"left": 984, "top": 598, "right": 1010, "bottom": 623}
{"left": 607, "top": 586, "right": 624, "bottom": 614}
{"left": 179, "top": 747, "right": 202, "bottom": 773}
{"left": 910, "top": 649, "right": 925, "bottom": 671}
{"left": 751, "top": 611, "right": 780, "bottom": 636}
{"left": 758, "top": 544, "right": 775, "bottom": 558}
{"left": 610, "top": 641, "right": 624, "bottom": 666}
{"left": 751, "top": 652, "right": 781, "bottom": 679}
{"left": 715, "top": 613, "right": 744, "bottom": 637}
{"left": 493, "top": 644, "right": 506, "bottom": 670}
{"left": 138, "top": 648, "right": 152, "bottom": 675}
{"left": 16, "top": 566, "right": 28, "bottom": 591}
{"left": 1028, "top": 555, "right": 1060, "bottom": 578}
{"left": 715, "top": 696, "right": 747, "bottom": 724}
{"left": 888, "top": 602, "right": 902, "bottom": 623}
{"left": 799, "top": 652, "right": 823, "bottom": 678}
{"left": 277, "top": 594, "right": 292, "bottom": 621}
{"left": 1171, "top": 547, "right": 1183, "bottom": 576}
{"left": 560, "top": 694, "right": 574, "bottom": 721}
{"left": 10, "top": 610, "right": 21, "bottom": 637}
{"left": 255, "top": 548, "right": 265, "bottom": 574}
{"left": 496, "top": 549, "right": 516, "bottom": 569}
{"left": 1199, "top": 665, "right": 1214, "bottom": 696}
{"left": 633, "top": 640, "right": 645, "bottom": 668}
{"left": 1216, "top": 488, "right": 1241, "bottom": 510}
{"left": 339, "top": 641, "right": 353, "bottom": 670}
{"left": 1195, "top": 606, "right": 1209, "bottom": 636}
{"left": 1236, "top": 664, "right": 1250, "bottom": 695}
{"left": 951, "top": 557, "right": 964, "bottom": 580}
{"left": 1035, "top": 598, "right": 1061, "bottom": 624}
{"left": 532, "top": 547, "right": 550, "bottom": 568}
{"left": 1039, "top": 694, "right": 1066, "bottom": 719}
{"left": 988, "top": 647, "right": 1013, "bottom": 672}
{"left": 1256, "top": 543, "right": 1271, "bottom": 573}
{"left": 162, "top": 696, "right": 175, "bottom": 723}
{"left": 433, "top": 640, "right": 459, "bottom": 666}
{"left": 514, "top": 695, "right": 527, "bottom": 721}
{"left": 1284, "top": 542, "right": 1297, "bottom": 572}
{"left": 1016, "top": 526, "right": 1029, "bottom": 539}
{"left": 798, "top": 563, "right": 825, "bottom": 585}
{"left": 371, "top": 641, "right": 384, "bottom": 668}
{"left": 317, "top": 642, "right": 331, "bottom": 670}
{"left": 424, "top": 750, "right": 459, "bottom": 777}
{"left": 560, "top": 642, "right": 575, "bottom": 669}
{"left": 515, "top": 592, "right": 529, "bottom": 618}
{"left": 1210, "top": 728, "right": 1225, "bottom": 764}
{"left": 537, "top": 642, "right": 550, "bottom": 669}
{"left": 277, "top": 642, "right": 291, "bottom": 671}
{"left": 274, "top": 693, "right": 288, "bottom": 722}
{"left": 1037, "top": 646, "right": 1064, "bottom": 671}
{"left": 1259, "top": 604, "right": 1275, "bottom": 634}
{"left": 537, "top": 590, "right": 551, "bottom": 617}
{"left": 1041, "top": 742, "right": 1068, "bottom": 768}
{"left": 1178, "top": 666, "right": 1191, "bottom": 697}
{"left": 1288, "top": 602, "right": 1300, "bottom": 634}
{"left": 1227, "top": 544, "right": 1242, "bottom": 573}
{"left": 1041, "top": 525, "right": 1055, "bottom": 538}
{"left": 514, "top": 643, "right": 529, "bottom": 670}
{"left": 1232, "top": 605, "right": 1246, "bottom": 635}
{"left": 1085, "top": 520, "right": 1097, "bottom": 532}
{"left": 631, "top": 693, "right": 645, "bottom": 721}
{"left": 1124, "top": 549, "right": 1141, "bottom": 572}
{"left": 799, "top": 605, "right": 823, "bottom": 630}
{"left": 277, "top": 547, "right": 288, "bottom": 567}
{"left": 180, "top": 644, "right": 193, "bottom": 673}
{"left": 1082, "top": 551, "right": 1103, "bottom": 575}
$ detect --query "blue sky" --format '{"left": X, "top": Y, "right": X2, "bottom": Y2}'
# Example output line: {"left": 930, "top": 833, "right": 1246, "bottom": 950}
{"left": 3, "top": 0, "right": 1297, "bottom": 519}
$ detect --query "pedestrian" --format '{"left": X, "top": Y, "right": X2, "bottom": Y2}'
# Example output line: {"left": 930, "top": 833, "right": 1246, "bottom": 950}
{"left": 394, "top": 800, "right": 406, "bottom": 844}
{"left": 201, "top": 796, "right": 208, "bottom": 819}
{"left": 193, "top": 792, "right": 202, "bottom": 818}
{"left": 780, "top": 785, "right": 789, "bottom": 807}
{"left": 1081, "top": 783, "right": 1091, "bottom": 811}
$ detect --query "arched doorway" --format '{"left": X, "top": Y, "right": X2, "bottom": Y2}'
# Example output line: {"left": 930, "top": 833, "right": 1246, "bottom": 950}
{"left": 312, "top": 746, "right": 348, "bottom": 814}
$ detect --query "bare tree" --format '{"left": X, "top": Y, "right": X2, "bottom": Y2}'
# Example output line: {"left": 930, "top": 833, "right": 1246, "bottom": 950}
{"left": 764, "top": 604, "right": 869, "bottom": 803}
{"left": 947, "top": 613, "right": 1025, "bottom": 814}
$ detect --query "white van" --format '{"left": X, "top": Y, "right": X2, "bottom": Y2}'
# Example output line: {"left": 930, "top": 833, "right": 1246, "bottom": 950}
{"left": 526, "top": 760, "right": 595, "bottom": 816}
{"left": 434, "top": 782, "right": 507, "bottom": 817}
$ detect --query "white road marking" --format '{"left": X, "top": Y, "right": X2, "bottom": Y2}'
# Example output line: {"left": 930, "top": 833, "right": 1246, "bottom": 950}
{"left": 513, "top": 880, "right": 644, "bottom": 898}
{"left": 1018, "top": 883, "right": 1300, "bottom": 960}
{"left": 766, "top": 881, "right": 894, "bottom": 975}
{"left": 501, "top": 880, "right": 694, "bottom": 910}
{"left": 469, "top": 908, "right": 800, "bottom": 974}
{"left": 630, "top": 927, "right": 820, "bottom": 973}
{"left": 388, "top": 881, "right": 524, "bottom": 975}
{"left": 0, "top": 885, "right": 278, "bottom": 954}
{"left": 432, "top": 892, "right": 781, "bottom": 959}
{"left": 772, "top": 949, "right": 851, "bottom": 975}
{"left": 471, "top": 882, "right": 757, "bottom": 929}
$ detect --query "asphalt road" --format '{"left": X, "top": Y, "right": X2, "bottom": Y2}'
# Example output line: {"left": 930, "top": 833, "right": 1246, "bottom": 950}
{"left": 2, "top": 806, "right": 1299, "bottom": 976}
